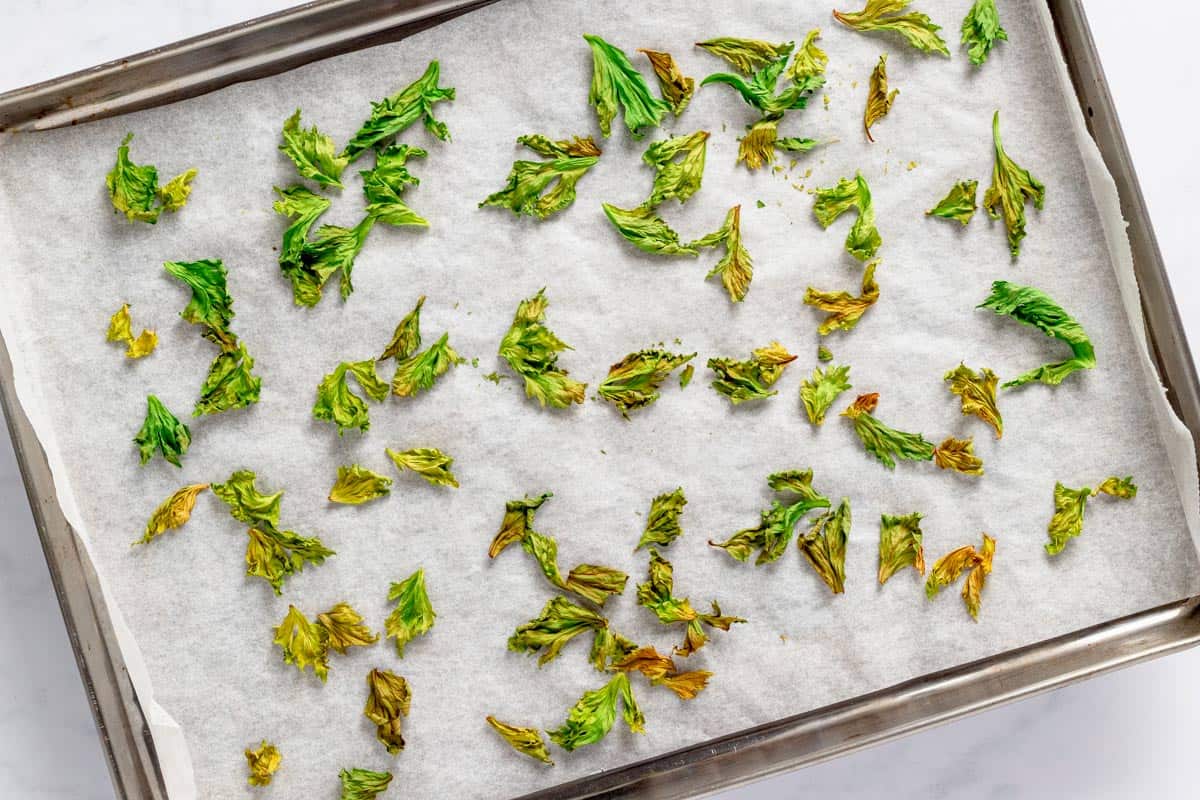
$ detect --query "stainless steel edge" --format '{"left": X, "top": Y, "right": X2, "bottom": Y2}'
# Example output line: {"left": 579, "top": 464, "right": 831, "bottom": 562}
{"left": 0, "top": 332, "right": 167, "bottom": 799}
{"left": 0, "top": 0, "right": 497, "bottom": 132}
{"left": 0, "top": 1, "right": 1198, "bottom": 799}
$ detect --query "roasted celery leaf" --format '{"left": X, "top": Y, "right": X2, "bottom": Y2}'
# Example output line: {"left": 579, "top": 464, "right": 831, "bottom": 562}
{"left": 280, "top": 108, "right": 349, "bottom": 188}
{"left": 385, "top": 447, "right": 459, "bottom": 488}
{"left": 926, "top": 180, "right": 979, "bottom": 225}
{"left": 599, "top": 350, "right": 695, "bottom": 417}
{"left": 508, "top": 595, "right": 606, "bottom": 666}
{"left": 701, "top": 58, "right": 824, "bottom": 118}
{"left": 841, "top": 393, "right": 935, "bottom": 469}
{"left": 212, "top": 469, "right": 282, "bottom": 528}
{"left": 637, "top": 549, "right": 743, "bottom": 655}
{"left": 328, "top": 464, "right": 393, "bottom": 505}
{"left": 692, "top": 204, "right": 753, "bottom": 302}
{"left": 391, "top": 333, "right": 463, "bottom": 398}
{"left": 481, "top": 139, "right": 600, "bottom": 219}
{"left": 789, "top": 29, "right": 828, "bottom": 82}
{"left": 380, "top": 295, "right": 424, "bottom": 361}
{"left": 933, "top": 436, "right": 984, "bottom": 476}
{"left": 106, "top": 304, "right": 158, "bottom": 359}
{"left": 611, "top": 646, "right": 713, "bottom": 700}
{"left": 273, "top": 604, "right": 329, "bottom": 681}
{"left": 1045, "top": 477, "right": 1136, "bottom": 555}
{"left": 833, "top": 0, "right": 950, "bottom": 56}
{"left": 696, "top": 37, "right": 794, "bottom": 74}
{"left": 339, "top": 768, "right": 393, "bottom": 800}
{"left": 602, "top": 203, "right": 698, "bottom": 256}
{"left": 317, "top": 602, "right": 379, "bottom": 654}
{"left": 489, "top": 492, "right": 552, "bottom": 558}
{"left": 978, "top": 281, "right": 1095, "bottom": 388}
{"left": 708, "top": 341, "right": 796, "bottom": 404}
{"left": 962, "top": 0, "right": 1008, "bottom": 66}
{"left": 361, "top": 144, "right": 429, "bottom": 226}
{"left": 1095, "top": 475, "right": 1138, "bottom": 499}
{"left": 983, "top": 111, "right": 1045, "bottom": 258}
{"left": 106, "top": 133, "right": 196, "bottom": 222}
{"left": 644, "top": 130, "right": 709, "bottom": 207}
{"left": 289, "top": 217, "right": 376, "bottom": 305}
{"left": 805, "top": 259, "right": 880, "bottom": 335}
{"left": 343, "top": 61, "right": 454, "bottom": 161}
{"left": 244, "top": 740, "right": 281, "bottom": 787}
{"left": 498, "top": 289, "right": 587, "bottom": 408}
{"left": 863, "top": 54, "right": 899, "bottom": 142}
{"left": 313, "top": 359, "right": 389, "bottom": 435}
{"left": 133, "top": 395, "right": 191, "bottom": 467}
{"left": 944, "top": 363, "right": 1002, "bottom": 437}
{"left": 926, "top": 534, "right": 995, "bottom": 620}
{"left": 877, "top": 511, "right": 925, "bottom": 585}
{"left": 710, "top": 470, "right": 831, "bottom": 565}
{"left": 639, "top": 49, "right": 695, "bottom": 115}
{"left": 136, "top": 483, "right": 209, "bottom": 545}
{"left": 812, "top": 173, "right": 880, "bottom": 260}
{"left": 386, "top": 568, "right": 436, "bottom": 658}
{"left": 636, "top": 487, "right": 688, "bottom": 550}
{"left": 584, "top": 34, "right": 670, "bottom": 139}
{"left": 246, "top": 526, "right": 334, "bottom": 595}
{"left": 164, "top": 258, "right": 237, "bottom": 349}
{"left": 797, "top": 500, "right": 851, "bottom": 594}
{"left": 365, "top": 668, "right": 411, "bottom": 755}
{"left": 194, "top": 342, "right": 262, "bottom": 416}
{"left": 486, "top": 716, "right": 553, "bottom": 765}
{"left": 548, "top": 673, "right": 644, "bottom": 752}
{"left": 800, "top": 363, "right": 852, "bottom": 426}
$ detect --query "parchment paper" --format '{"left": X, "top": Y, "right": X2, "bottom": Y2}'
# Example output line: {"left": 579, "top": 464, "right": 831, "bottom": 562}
{"left": 0, "top": 1, "right": 1196, "bottom": 798}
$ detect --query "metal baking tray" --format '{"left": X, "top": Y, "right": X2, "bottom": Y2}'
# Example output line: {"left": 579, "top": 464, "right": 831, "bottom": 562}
{"left": 1, "top": 1, "right": 1197, "bottom": 798}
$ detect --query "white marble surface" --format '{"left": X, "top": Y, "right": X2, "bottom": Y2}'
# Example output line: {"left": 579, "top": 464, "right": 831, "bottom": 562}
{"left": 0, "top": 2, "right": 1197, "bottom": 798}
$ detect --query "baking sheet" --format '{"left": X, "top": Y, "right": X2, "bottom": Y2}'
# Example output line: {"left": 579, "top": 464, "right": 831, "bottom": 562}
{"left": 0, "top": 0, "right": 1196, "bottom": 798}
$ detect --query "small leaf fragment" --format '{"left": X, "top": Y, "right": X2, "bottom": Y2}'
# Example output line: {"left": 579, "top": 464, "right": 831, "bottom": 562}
{"left": 361, "top": 144, "right": 429, "bottom": 227}
{"left": 833, "top": 0, "right": 950, "bottom": 56}
{"left": 1046, "top": 477, "right": 1136, "bottom": 555}
{"left": 136, "top": 483, "right": 209, "bottom": 545}
{"left": 927, "top": 180, "right": 979, "bottom": 225}
{"left": 489, "top": 492, "right": 552, "bottom": 558}
{"left": 486, "top": 716, "right": 553, "bottom": 765}
{"left": 804, "top": 259, "right": 880, "bottom": 335}
{"left": 611, "top": 645, "right": 713, "bottom": 700}
{"left": 635, "top": 488, "right": 687, "bottom": 550}
{"left": 599, "top": 349, "right": 696, "bottom": 416}
{"left": 133, "top": 395, "right": 191, "bottom": 467}
{"left": 380, "top": 295, "right": 424, "bottom": 362}
{"left": 329, "top": 465, "right": 392, "bottom": 505}
{"left": 107, "top": 304, "right": 158, "bottom": 359}
{"left": 877, "top": 512, "right": 925, "bottom": 584}
{"left": 639, "top": 49, "right": 694, "bottom": 115}
{"left": 385, "top": 568, "right": 436, "bottom": 658}
{"left": 983, "top": 111, "right": 1045, "bottom": 259}
{"left": 817, "top": 345, "right": 833, "bottom": 362}
{"left": 800, "top": 363, "right": 852, "bottom": 426}
{"left": 979, "top": 281, "right": 1095, "bottom": 388}
{"left": 961, "top": 0, "right": 1008, "bottom": 66}
{"left": 644, "top": 130, "right": 709, "bottom": 207}
{"left": 194, "top": 342, "right": 262, "bottom": 416}
{"left": 708, "top": 341, "right": 797, "bottom": 404}
{"left": 212, "top": 469, "right": 283, "bottom": 528}
{"left": 365, "top": 669, "right": 411, "bottom": 755}
{"left": 245, "top": 740, "right": 281, "bottom": 787}
{"left": 106, "top": 133, "right": 196, "bottom": 223}
{"left": 584, "top": 34, "right": 670, "bottom": 139}
{"left": 863, "top": 54, "right": 899, "bottom": 142}
{"left": 1095, "top": 475, "right": 1138, "bottom": 499}
{"left": 637, "top": 549, "right": 743, "bottom": 656}
{"left": 386, "top": 447, "right": 459, "bottom": 488}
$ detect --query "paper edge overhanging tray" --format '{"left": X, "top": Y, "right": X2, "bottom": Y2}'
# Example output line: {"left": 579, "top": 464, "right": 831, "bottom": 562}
{"left": 0, "top": 1, "right": 1196, "bottom": 798}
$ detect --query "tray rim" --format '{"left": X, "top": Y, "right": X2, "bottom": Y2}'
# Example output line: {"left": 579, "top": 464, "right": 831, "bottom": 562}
{"left": 1, "top": 1, "right": 1197, "bottom": 798}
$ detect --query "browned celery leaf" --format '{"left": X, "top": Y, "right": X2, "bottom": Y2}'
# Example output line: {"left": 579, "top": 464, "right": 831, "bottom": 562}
{"left": 386, "top": 568, "right": 436, "bottom": 658}
{"left": 691, "top": 205, "right": 753, "bottom": 302}
{"left": 926, "top": 533, "right": 995, "bottom": 620}
{"left": 584, "top": 34, "right": 670, "bottom": 139}
{"left": 507, "top": 595, "right": 608, "bottom": 666}
{"left": 106, "top": 133, "right": 197, "bottom": 223}
{"left": 789, "top": 29, "right": 828, "bottom": 82}
{"left": 498, "top": 289, "right": 587, "bottom": 408}
{"left": 364, "top": 669, "right": 411, "bottom": 755}
{"left": 877, "top": 511, "right": 925, "bottom": 585}
{"left": 481, "top": 134, "right": 601, "bottom": 219}
{"left": 328, "top": 464, "right": 392, "bottom": 505}
{"left": 812, "top": 173, "right": 880, "bottom": 260}
{"left": 639, "top": 49, "right": 695, "bottom": 114}
{"left": 486, "top": 716, "right": 553, "bottom": 765}
{"left": 548, "top": 672, "right": 645, "bottom": 751}
{"left": 833, "top": 0, "right": 950, "bottom": 56}
{"left": 379, "top": 295, "right": 424, "bottom": 361}
{"left": 933, "top": 436, "right": 984, "bottom": 476}
{"left": 711, "top": 469, "right": 832, "bottom": 565}
{"left": 106, "top": 303, "right": 157, "bottom": 359}
{"left": 135, "top": 483, "right": 209, "bottom": 545}
{"left": 635, "top": 487, "right": 688, "bottom": 550}
{"left": 273, "top": 604, "right": 330, "bottom": 681}
{"left": 945, "top": 363, "right": 1002, "bottom": 437}
{"left": 279, "top": 108, "right": 348, "bottom": 188}
{"left": 863, "top": 54, "right": 899, "bottom": 142}
{"left": 737, "top": 117, "right": 821, "bottom": 172}
{"left": 1045, "top": 477, "right": 1136, "bottom": 555}
{"left": 133, "top": 395, "right": 191, "bottom": 467}
{"left": 318, "top": 602, "right": 379, "bottom": 653}
{"left": 598, "top": 349, "right": 696, "bottom": 417}
{"left": 637, "top": 549, "right": 744, "bottom": 656}
{"left": 696, "top": 37, "right": 794, "bottom": 74}
{"left": 313, "top": 360, "right": 389, "bottom": 435}
{"left": 612, "top": 646, "right": 713, "bottom": 700}
{"left": 488, "top": 493, "right": 628, "bottom": 606}
{"left": 926, "top": 180, "right": 979, "bottom": 225}
{"left": 707, "top": 341, "right": 797, "bottom": 404}
{"left": 840, "top": 393, "right": 935, "bottom": 469}
{"left": 800, "top": 363, "right": 852, "bottom": 426}
{"left": 983, "top": 111, "right": 1045, "bottom": 258}
{"left": 804, "top": 260, "right": 880, "bottom": 335}
{"left": 244, "top": 740, "right": 281, "bottom": 787}
{"left": 342, "top": 61, "right": 454, "bottom": 161}
{"left": 386, "top": 447, "right": 459, "bottom": 488}
{"left": 798, "top": 499, "right": 851, "bottom": 594}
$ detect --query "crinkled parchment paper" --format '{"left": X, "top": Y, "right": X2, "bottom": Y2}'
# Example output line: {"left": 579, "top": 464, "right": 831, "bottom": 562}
{"left": 0, "top": 0, "right": 1196, "bottom": 797}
